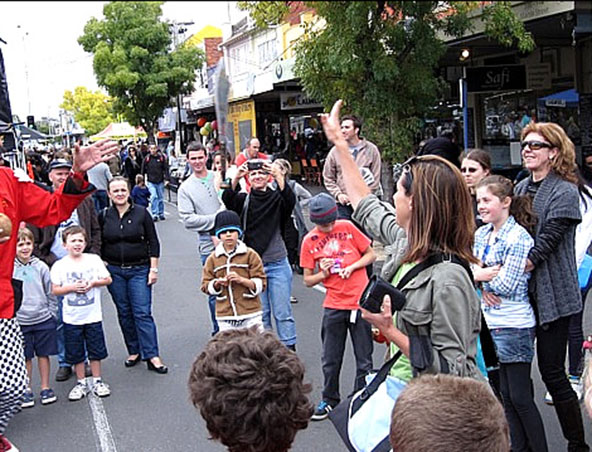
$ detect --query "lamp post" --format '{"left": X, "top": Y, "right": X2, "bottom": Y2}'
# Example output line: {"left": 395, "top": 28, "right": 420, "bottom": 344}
{"left": 459, "top": 48, "right": 471, "bottom": 152}
{"left": 171, "top": 20, "right": 194, "bottom": 154}
{"left": 17, "top": 25, "right": 31, "bottom": 116}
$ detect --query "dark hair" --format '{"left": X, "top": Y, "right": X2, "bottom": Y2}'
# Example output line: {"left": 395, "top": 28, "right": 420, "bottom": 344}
{"left": 186, "top": 141, "right": 206, "bottom": 158}
{"left": 441, "top": 129, "right": 455, "bottom": 141}
{"left": 476, "top": 175, "right": 537, "bottom": 235}
{"left": 107, "top": 176, "right": 130, "bottom": 192}
{"left": 390, "top": 374, "right": 510, "bottom": 452}
{"left": 17, "top": 227, "right": 34, "bottom": 244}
{"left": 188, "top": 328, "right": 313, "bottom": 452}
{"left": 463, "top": 149, "right": 492, "bottom": 173}
{"left": 341, "top": 115, "right": 362, "bottom": 136}
{"left": 62, "top": 225, "right": 87, "bottom": 244}
{"left": 401, "top": 155, "right": 478, "bottom": 265}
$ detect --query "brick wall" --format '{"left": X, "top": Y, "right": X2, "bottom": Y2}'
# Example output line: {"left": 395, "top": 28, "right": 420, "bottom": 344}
{"left": 204, "top": 37, "right": 223, "bottom": 67}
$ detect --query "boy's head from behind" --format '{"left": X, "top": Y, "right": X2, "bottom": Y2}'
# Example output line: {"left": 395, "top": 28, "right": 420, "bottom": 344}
{"left": 390, "top": 374, "right": 509, "bottom": 452}
{"left": 62, "top": 226, "right": 87, "bottom": 257}
{"left": 188, "top": 328, "right": 313, "bottom": 452}
{"left": 309, "top": 193, "right": 337, "bottom": 233}
{"left": 135, "top": 174, "right": 144, "bottom": 186}
{"left": 16, "top": 227, "right": 35, "bottom": 263}
{"left": 214, "top": 211, "right": 243, "bottom": 250}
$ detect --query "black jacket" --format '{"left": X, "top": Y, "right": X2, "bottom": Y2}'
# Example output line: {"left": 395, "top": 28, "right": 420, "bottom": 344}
{"left": 142, "top": 153, "right": 169, "bottom": 184}
{"left": 99, "top": 203, "right": 160, "bottom": 266}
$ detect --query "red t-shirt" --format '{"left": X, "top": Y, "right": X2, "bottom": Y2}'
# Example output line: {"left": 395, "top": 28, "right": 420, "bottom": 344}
{"left": 234, "top": 152, "right": 269, "bottom": 191}
{"left": 300, "top": 220, "right": 371, "bottom": 310}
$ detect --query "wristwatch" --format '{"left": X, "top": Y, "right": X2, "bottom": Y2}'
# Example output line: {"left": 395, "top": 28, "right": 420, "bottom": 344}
{"left": 150, "top": 268, "right": 159, "bottom": 273}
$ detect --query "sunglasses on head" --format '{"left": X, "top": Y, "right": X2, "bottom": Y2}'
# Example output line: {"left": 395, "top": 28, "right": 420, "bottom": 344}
{"left": 393, "top": 156, "right": 420, "bottom": 186}
{"left": 520, "top": 140, "right": 552, "bottom": 151}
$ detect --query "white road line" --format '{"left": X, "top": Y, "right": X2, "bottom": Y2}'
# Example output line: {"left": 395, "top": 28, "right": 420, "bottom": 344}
{"left": 313, "top": 284, "right": 326, "bottom": 294}
{"left": 86, "top": 382, "right": 118, "bottom": 452}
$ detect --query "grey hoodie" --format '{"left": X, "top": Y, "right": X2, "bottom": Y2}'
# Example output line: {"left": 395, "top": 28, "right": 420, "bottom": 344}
{"left": 13, "top": 256, "right": 58, "bottom": 326}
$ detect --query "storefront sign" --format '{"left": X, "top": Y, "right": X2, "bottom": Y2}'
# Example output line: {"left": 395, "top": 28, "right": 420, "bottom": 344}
{"left": 228, "top": 100, "right": 256, "bottom": 154}
{"left": 466, "top": 65, "right": 527, "bottom": 93}
{"left": 280, "top": 92, "right": 322, "bottom": 110}
{"left": 274, "top": 57, "right": 296, "bottom": 83}
{"left": 546, "top": 99, "right": 566, "bottom": 108}
{"left": 527, "top": 63, "right": 552, "bottom": 90}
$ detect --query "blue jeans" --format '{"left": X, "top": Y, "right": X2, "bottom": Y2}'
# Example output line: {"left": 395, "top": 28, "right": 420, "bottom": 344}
{"left": 260, "top": 257, "right": 296, "bottom": 346}
{"left": 490, "top": 327, "right": 535, "bottom": 364}
{"left": 92, "top": 190, "right": 109, "bottom": 214}
{"left": 106, "top": 265, "right": 160, "bottom": 359}
{"left": 201, "top": 254, "right": 219, "bottom": 335}
{"left": 147, "top": 181, "right": 164, "bottom": 218}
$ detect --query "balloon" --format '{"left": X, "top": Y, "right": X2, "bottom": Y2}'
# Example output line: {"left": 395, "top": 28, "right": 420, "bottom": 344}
{"left": 204, "top": 122, "right": 212, "bottom": 132}
{"left": 211, "top": 120, "right": 217, "bottom": 131}
{"left": 197, "top": 117, "right": 207, "bottom": 127}
{"left": 309, "top": 118, "right": 319, "bottom": 128}
{"left": 200, "top": 126, "right": 209, "bottom": 136}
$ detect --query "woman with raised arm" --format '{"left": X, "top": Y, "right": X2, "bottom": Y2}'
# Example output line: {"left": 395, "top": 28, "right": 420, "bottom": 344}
{"left": 320, "top": 100, "right": 481, "bottom": 380}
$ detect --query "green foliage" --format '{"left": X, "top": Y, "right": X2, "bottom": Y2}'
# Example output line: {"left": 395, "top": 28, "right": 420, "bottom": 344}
{"left": 241, "top": 1, "right": 535, "bottom": 163}
{"left": 60, "top": 87, "right": 116, "bottom": 136}
{"left": 79, "top": 1, "right": 205, "bottom": 140}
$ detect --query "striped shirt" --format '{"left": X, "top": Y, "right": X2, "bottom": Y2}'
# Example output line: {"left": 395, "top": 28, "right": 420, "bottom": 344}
{"left": 474, "top": 216, "right": 536, "bottom": 329}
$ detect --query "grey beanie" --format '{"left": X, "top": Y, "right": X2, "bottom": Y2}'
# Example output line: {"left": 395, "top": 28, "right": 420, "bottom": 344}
{"left": 309, "top": 193, "right": 338, "bottom": 225}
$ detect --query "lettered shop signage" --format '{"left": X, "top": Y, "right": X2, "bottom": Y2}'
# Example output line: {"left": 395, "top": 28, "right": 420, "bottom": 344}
{"left": 280, "top": 92, "right": 323, "bottom": 110}
{"left": 466, "top": 65, "right": 527, "bottom": 93}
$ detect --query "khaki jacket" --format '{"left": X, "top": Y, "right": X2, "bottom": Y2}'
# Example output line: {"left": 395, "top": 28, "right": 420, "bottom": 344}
{"left": 201, "top": 241, "right": 266, "bottom": 319}
{"left": 323, "top": 139, "right": 382, "bottom": 198}
{"left": 353, "top": 195, "right": 482, "bottom": 379}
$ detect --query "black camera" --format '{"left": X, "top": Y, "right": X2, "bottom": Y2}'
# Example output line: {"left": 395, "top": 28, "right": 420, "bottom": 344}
{"left": 359, "top": 275, "right": 407, "bottom": 314}
{"left": 247, "top": 159, "right": 265, "bottom": 171}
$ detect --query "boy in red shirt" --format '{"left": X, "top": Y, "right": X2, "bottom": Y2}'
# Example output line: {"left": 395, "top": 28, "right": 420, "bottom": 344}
{"left": 300, "top": 193, "right": 375, "bottom": 421}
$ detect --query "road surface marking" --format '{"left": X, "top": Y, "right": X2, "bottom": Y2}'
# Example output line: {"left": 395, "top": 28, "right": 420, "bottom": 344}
{"left": 313, "top": 285, "right": 326, "bottom": 294}
{"left": 86, "top": 381, "right": 118, "bottom": 452}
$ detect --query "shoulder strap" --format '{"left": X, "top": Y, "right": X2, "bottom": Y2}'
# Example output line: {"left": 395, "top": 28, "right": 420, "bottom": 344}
{"left": 396, "top": 253, "right": 473, "bottom": 290}
{"left": 241, "top": 193, "right": 250, "bottom": 233}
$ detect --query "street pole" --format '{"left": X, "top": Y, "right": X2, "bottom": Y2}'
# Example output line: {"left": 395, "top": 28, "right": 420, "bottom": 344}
{"left": 462, "top": 66, "right": 469, "bottom": 152}
{"left": 171, "top": 20, "right": 194, "bottom": 154}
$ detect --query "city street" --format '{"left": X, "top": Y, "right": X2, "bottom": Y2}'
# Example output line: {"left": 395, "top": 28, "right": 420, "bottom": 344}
{"left": 6, "top": 197, "right": 592, "bottom": 452}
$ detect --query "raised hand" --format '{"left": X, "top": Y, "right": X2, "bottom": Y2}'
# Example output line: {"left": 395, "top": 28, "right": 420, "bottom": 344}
{"left": 320, "top": 99, "right": 344, "bottom": 144}
{"left": 72, "top": 139, "right": 119, "bottom": 172}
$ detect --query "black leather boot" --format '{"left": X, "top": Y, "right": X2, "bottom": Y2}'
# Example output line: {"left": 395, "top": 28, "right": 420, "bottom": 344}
{"left": 553, "top": 397, "right": 589, "bottom": 452}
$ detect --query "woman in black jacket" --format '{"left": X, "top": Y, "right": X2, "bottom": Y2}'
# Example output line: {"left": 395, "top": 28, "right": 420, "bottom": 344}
{"left": 99, "top": 176, "right": 167, "bottom": 373}
{"left": 123, "top": 146, "right": 141, "bottom": 188}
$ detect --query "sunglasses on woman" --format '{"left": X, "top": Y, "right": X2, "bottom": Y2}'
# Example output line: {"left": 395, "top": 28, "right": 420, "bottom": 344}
{"left": 393, "top": 156, "right": 420, "bottom": 185}
{"left": 461, "top": 167, "right": 478, "bottom": 174}
{"left": 520, "top": 140, "right": 552, "bottom": 151}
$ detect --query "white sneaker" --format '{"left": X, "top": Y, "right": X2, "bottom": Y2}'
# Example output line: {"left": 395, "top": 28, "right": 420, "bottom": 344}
{"left": 569, "top": 375, "right": 583, "bottom": 401}
{"left": 92, "top": 381, "right": 111, "bottom": 398}
{"left": 69, "top": 382, "right": 89, "bottom": 401}
{"left": 544, "top": 391, "right": 553, "bottom": 405}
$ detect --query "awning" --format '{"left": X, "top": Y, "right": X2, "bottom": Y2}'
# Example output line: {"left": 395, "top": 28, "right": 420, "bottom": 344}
{"left": 537, "top": 89, "right": 579, "bottom": 108}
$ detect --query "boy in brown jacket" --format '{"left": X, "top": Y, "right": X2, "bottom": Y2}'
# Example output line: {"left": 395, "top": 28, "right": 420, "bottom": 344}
{"left": 201, "top": 211, "right": 267, "bottom": 332}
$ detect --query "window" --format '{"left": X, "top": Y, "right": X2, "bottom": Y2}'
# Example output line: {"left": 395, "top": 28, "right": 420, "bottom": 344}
{"left": 258, "top": 39, "right": 277, "bottom": 67}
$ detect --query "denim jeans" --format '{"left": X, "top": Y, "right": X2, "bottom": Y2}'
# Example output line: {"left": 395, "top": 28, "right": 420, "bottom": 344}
{"left": 147, "top": 181, "right": 165, "bottom": 218}
{"left": 201, "top": 254, "right": 219, "bottom": 335}
{"left": 260, "top": 257, "right": 297, "bottom": 346}
{"left": 490, "top": 327, "right": 535, "bottom": 364}
{"left": 106, "top": 264, "right": 160, "bottom": 359}
{"left": 56, "top": 296, "right": 67, "bottom": 367}
{"left": 92, "top": 190, "right": 109, "bottom": 214}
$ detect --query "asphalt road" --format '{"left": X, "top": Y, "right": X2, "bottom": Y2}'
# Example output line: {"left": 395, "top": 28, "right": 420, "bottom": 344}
{"left": 6, "top": 197, "right": 592, "bottom": 451}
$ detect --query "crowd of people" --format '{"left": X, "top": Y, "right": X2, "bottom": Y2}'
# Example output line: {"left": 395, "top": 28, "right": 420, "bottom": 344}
{"left": 1, "top": 98, "right": 592, "bottom": 452}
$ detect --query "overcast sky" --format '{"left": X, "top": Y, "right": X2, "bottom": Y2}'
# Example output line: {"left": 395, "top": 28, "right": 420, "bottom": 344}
{"left": 1, "top": 1, "right": 236, "bottom": 121}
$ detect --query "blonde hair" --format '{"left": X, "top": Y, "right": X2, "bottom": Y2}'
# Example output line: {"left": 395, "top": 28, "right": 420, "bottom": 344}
{"left": 521, "top": 122, "right": 578, "bottom": 184}
{"left": 273, "top": 159, "right": 292, "bottom": 177}
{"left": 17, "top": 227, "right": 34, "bottom": 244}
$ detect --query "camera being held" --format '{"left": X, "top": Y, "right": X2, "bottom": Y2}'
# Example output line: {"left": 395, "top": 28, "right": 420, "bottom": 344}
{"left": 247, "top": 159, "right": 266, "bottom": 172}
{"left": 359, "top": 275, "right": 406, "bottom": 314}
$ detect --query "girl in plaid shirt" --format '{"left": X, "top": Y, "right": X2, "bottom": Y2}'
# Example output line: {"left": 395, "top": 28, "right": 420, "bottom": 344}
{"left": 473, "top": 175, "right": 548, "bottom": 452}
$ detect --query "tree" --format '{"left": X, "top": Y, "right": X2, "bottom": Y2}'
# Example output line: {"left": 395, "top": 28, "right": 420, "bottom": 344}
{"left": 60, "top": 86, "right": 115, "bottom": 136}
{"left": 239, "top": 1, "right": 535, "bottom": 198}
{"left": 78, "top": 1, "right": 205, "bottom": 142}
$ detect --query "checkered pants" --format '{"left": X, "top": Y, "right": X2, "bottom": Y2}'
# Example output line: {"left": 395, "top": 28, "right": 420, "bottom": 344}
{"left": 0, "top": 318, "right": 27, "bottom": 434}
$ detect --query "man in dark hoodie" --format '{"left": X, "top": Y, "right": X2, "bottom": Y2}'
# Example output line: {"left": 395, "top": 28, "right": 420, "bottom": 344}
{"left": 222, "top": 160, "right": 297, "bottom": 350}
{"left": 417, "top": 129, "right": 462, "bottom": 168}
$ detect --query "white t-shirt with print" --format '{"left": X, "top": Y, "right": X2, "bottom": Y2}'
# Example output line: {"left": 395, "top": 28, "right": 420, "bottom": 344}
{"left": 50, "top": 254, "right": 110, "bottom": 325}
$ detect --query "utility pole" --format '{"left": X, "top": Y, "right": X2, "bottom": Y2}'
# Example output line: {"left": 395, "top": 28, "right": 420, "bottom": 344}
{"left": 171, "top": 20, "right": 194, "bottom": 154}
{"left": 17, "top": 25, "right": 31, "bottom": 115}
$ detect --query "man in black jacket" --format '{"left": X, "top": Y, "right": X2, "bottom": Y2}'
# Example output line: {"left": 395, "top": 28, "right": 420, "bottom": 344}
{"left": 142, "top": 144, "right": 169, "bottom": 222}
{"left": 27, "top": 158, "right": 101, "bottom": 382}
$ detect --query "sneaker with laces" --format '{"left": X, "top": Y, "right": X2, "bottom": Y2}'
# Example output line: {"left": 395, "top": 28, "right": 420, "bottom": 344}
{"left": 544, "top": 391, "right": 553, "bottom": 405}
{"left": 92, "top": 381, "right": 111, "bottom": 398}
{"left": 40, "top": 388, "right": 57, "bottom": 405}
{"left": 311, "top": 400, "right": 333, "bottom": 421}
{"left": 21, "top": 389, "right": 34, "bottom": 408}
{"left": 69, "top": 382, "right": 89, "bottom": 401}
{"left": 0, "top": 434, "right": 19, "bottom": 451}
{"left": 569, "top": 375, "right": 583, "bottom": 401}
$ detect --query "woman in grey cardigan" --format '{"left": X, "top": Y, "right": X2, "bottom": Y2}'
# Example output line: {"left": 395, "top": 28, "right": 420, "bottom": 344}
{"left": 514, "top": 122, "right": 588, "bottom": 452}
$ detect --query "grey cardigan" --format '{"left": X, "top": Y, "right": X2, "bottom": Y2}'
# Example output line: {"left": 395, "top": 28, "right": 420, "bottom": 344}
{"left": 515, "top": 172, "right": 582, "bottom": 325}
{"left": 353, "top": 195, "right": 482, "bottom": 379}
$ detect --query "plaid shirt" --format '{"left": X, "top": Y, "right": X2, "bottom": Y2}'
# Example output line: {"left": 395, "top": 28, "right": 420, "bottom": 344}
{"left": 474, "top": 216, "right": 534, "bottom": 304}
